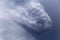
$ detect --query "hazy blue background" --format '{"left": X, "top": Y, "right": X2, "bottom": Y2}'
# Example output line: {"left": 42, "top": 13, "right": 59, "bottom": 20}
{"left": 37, "top": 0, "right": 60, "bottom": 40}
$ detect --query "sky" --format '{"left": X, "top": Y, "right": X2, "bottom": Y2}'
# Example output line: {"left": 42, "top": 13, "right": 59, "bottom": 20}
{"left": 0, "top": 0, "right": 60, "bottom": 40}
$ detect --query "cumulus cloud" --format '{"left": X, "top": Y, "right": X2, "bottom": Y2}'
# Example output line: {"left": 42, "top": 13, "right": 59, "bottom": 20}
{"left": 0, "top": 0, "right": 52, "bottom": 40}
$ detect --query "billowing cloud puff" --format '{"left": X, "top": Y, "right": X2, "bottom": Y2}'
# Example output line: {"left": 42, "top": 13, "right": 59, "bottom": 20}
{"left": 12, "top": 1, "right": 52, "bottom": 32}
{"left": 0, "top": 0, "right": 52, "bottom": 40}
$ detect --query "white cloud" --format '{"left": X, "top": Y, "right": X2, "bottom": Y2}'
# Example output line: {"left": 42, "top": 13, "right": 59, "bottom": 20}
{"left": 0, "top": 0, "right": 52, "bottom": 40}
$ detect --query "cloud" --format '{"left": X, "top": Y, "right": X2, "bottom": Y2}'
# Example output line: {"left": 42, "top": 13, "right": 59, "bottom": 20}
{"left": 0, "top": 0, "right": 52, "bottom": 40}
